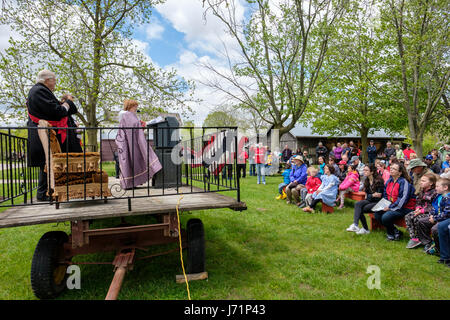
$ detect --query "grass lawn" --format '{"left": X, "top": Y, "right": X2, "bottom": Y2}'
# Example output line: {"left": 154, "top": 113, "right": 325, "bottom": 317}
{"left": 0, "top": 171, "right": 449, "bottom": 300}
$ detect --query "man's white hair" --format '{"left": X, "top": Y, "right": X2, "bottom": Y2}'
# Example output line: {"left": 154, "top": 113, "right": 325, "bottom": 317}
{"left": 36, "top": 69, "right": 56, "bottom": 84}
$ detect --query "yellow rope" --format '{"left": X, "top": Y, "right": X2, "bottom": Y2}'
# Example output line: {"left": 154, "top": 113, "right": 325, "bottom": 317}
{"left": 176, "top": 192, "right": 191, "bottom": 300}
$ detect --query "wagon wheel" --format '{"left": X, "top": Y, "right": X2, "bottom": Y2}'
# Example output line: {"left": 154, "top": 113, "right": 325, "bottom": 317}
{"left": 30, "top": 231, "right": 70, "bottom": 299}
{"left": 186, "top": 219, "right": 205, "bottom": 274}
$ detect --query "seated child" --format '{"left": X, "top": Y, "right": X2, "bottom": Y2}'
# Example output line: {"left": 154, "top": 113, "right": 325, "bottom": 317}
{"left": 276, "top": 163, "right": 292, "bottom": 200}
{"left": 337, "top": 164, "right": 360, "bottom": 209}
{"left": 298, "top": 166, "right": 321, "bottom": 208}
{"left": 404, "top": 172, "right": 438, "bottom": 249}
{"left": 416, "top": 177, "right": 450, "bottom": 255}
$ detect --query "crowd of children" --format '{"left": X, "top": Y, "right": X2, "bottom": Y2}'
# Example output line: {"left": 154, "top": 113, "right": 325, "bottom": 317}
{"left": 273, "top": 143, "right": 450, "bottom": 268}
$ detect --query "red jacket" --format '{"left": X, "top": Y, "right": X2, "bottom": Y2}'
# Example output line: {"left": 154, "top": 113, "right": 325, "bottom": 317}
{"left": 306, "top": 176, "right": 322, "bottom": 194}
{"left": 384, "top": 177, "right": 416, "bottom": 210}
{"left": 255, "top": 147, "right": 266, "bottom": 164}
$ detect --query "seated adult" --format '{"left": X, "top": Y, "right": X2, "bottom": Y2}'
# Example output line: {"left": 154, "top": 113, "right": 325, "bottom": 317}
{"left": 375, "top": 159, "right": 390, "bottom": 183}
{"left": 303, "top": 164, "right": 340, "bottom": 213}
{"left": 374, "top": 162, "right": 416, "bottom": 241}
{"left": 336, "top": 160, "right": 348, "bottom": 182}
{"left": 346, "top": 164, "right": 385, "bottom": 234}
{"left": 115, "top": 100, "right": 162, "bottom": 190}
{"left": 409, "top": 158, "right": 433, "bottom": 195}
{"left": 285, "top": 155, "right": 307, "bottom": 206}
{"left": 317, "top": 156, "right": 326, "bottom": 178}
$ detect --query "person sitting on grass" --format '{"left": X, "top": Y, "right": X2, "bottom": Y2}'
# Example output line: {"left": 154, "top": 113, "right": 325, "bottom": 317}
{"left": 337, "top": 164, "right": 360, "bottom": 210}
{"left": 415, "top": 177, "right": 450, "bottom": 256}
{"left": 374, "top": 162, "right": 416, "bottom": 241}
{"left": 285, "top": 156, "right": 307, "bottom": 206}
{"left": 317, "top": 156, "right": 326, "bottom": 179}
{"left": 276, "top": 162, "right": 292, "bottom": 200}
{"left": 346, "top": 164, "right": 385, "bottom": 234}
{"left": 303, "top": 164, "right": 340, "bottom": 213}
{"left": 404, "top": 172, "right": 439, "bottom": 249}
{"left": 298, "top": 166, "right": 322, "bottom": 208}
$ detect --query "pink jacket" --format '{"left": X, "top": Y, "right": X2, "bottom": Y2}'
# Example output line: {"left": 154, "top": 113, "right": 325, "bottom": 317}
{"left": 339, "top": 171, "right": 360, "bottom": 192}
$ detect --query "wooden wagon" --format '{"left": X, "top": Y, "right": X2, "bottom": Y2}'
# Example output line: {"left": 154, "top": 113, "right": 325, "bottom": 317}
{"left": 0, "top": 124, "right": 246, "bottom": 300}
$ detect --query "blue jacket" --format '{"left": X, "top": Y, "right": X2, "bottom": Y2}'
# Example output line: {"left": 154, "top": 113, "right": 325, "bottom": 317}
{"left": 433, "top": 193, "right": 450, "bottom": 222}
{"left": 290, "top": 163, "right": 307, "bottom": 185}
{"left": 367, "top": 145, "right": 377, "bottom": 157}
{"left": 282, "top": 169, "right": 291, "bottom": 184}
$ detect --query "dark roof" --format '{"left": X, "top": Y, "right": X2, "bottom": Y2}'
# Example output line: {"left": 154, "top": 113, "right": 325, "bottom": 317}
{"left": 269, "top": 120, "right": 406, "bottom": 139}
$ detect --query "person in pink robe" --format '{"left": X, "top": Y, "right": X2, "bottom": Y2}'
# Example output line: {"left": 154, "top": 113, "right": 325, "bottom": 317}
{"left": 115, "top": 100, "right": 162, "bottom": 189}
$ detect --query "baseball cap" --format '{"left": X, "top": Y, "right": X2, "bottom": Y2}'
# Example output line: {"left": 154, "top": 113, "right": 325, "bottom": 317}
{"left": 425, "top": 155, "right": 433, "bottom": 160}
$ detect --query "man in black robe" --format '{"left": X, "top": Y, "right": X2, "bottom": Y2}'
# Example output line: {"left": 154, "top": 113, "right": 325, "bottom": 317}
{"left": 27, "top": 70, "right": 77, "bottom": 201}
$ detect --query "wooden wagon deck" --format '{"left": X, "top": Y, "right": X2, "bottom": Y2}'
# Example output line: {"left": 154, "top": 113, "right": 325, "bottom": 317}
{"left": 0, "top": 178, "right": 246, "bottom": 229}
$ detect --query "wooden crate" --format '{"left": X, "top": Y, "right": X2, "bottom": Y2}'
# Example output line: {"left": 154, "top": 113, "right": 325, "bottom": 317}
{"left": 52, "top": 152, "right": 100, "bottom": 174}
{"left": 37, "top": 120, "right": 111, "bottom": 202}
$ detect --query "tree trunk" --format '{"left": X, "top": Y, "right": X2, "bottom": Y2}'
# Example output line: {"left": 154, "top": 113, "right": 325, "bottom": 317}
{"left": 412, "top": 130, "right": 424, "bottom": 160}
{"left": 271, "top": 127, "right": 280, "bottom": 154}
{"left": 360, "top": 127, "right": 369, "bottom": 164}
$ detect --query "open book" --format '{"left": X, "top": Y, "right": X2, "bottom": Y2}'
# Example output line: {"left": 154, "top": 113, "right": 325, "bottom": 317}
{"left": 371, "top": 198, "right": 392, "bottom": 212}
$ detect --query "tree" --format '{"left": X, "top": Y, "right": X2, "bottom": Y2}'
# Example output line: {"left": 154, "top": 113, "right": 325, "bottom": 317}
{"left": 202, "top": 106, "right": 239, "bottom": 127}
{"left": 200, "top": 0, "right": 347, "bottom": 152}
{"left": 0, "top": 0, "right": 195, "bottom": 150}
{"left": 307, "top": 0, "right": 406, "bottom": 163}
{"left": 378, "top": 0, "right": 450, "bottom": 158}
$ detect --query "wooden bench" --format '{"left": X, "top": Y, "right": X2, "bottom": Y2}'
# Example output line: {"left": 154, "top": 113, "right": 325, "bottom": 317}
{"left": 344, "top": 191, "right": 366, "bottom": 201}
{"left": 368, "top": 213, "right": 407, "bottom": 231}
{"left": 321, "top": 202, "right": 334, "bottom": 213}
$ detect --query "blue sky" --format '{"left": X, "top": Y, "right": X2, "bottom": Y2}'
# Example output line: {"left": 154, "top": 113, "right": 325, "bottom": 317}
{"left": 133, "top": 11, "right": 186, "bottom": 67}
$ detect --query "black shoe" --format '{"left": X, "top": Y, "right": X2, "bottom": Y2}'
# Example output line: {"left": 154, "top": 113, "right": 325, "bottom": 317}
{"left": 386, "top": 233, "right": 395, "bottom": 241}
{"left": 394, "top": 229, "right": 403, "bottom": 241}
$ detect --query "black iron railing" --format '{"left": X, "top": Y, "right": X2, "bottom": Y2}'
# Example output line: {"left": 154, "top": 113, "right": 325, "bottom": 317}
{"left": 0, "top": 130, "right": 40, "bottom": 205}
{"left": 0, "top": 125, "right": 242, "bottom": 209}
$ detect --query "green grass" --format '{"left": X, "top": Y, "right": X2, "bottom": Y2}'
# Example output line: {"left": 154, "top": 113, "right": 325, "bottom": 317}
{"left": 0, "top": 173, "right": 449, "bottom": 300}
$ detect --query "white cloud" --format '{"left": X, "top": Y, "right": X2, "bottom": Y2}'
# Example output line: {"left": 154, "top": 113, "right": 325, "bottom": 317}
{"left": 156, "top": 0, "right": 245, "bottom": 57}
{"left": 145, "top": 17, "right": 165, "bottom": 40}
{"left": 153, "top": 0, "right": 251, "bottom": 125}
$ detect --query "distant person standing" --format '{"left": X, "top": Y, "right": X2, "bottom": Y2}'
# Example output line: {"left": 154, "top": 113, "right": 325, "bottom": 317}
{"left": 255, "top": 143, "right": 267, "bottom": 184}
{"left": 316, "top": 142, "right": 328, "bottom": 161}
{"left": 383, "top": 142, "right": 396, "bottom": 162}
{"left": 249, "top": 144, "right": 256, "bottom": 176}
{"left": 281, "top": 145, "right": 292, "bottom": 163}
{"left": 403, "top": 144, "right": 415, "bottom": 161}
{"left": 334, "top": 142, "right": 343, "bottom": 161}
{"left": 367, "top": 140, "right": 377, "bottom": 164}
{"left": 394, "top": 144, "right": 405, "bottom": 161}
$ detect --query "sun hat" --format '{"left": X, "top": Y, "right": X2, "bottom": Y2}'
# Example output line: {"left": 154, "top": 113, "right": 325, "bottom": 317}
{"left": 407, "top": 158, "right": 427, "bottom": 170}
{"left": 350, "top": 156, "right": 359, "bottom": 163}
{"left": 293, "top": 155, "right": 304, "bottom": 162}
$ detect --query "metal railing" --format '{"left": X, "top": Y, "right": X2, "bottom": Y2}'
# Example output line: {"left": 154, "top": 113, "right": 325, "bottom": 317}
{"left": 0, "top": 130, "right": 40, "bottom": 205}
{"left": 0, "top": 125, "right": 242, "bottom": 209}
